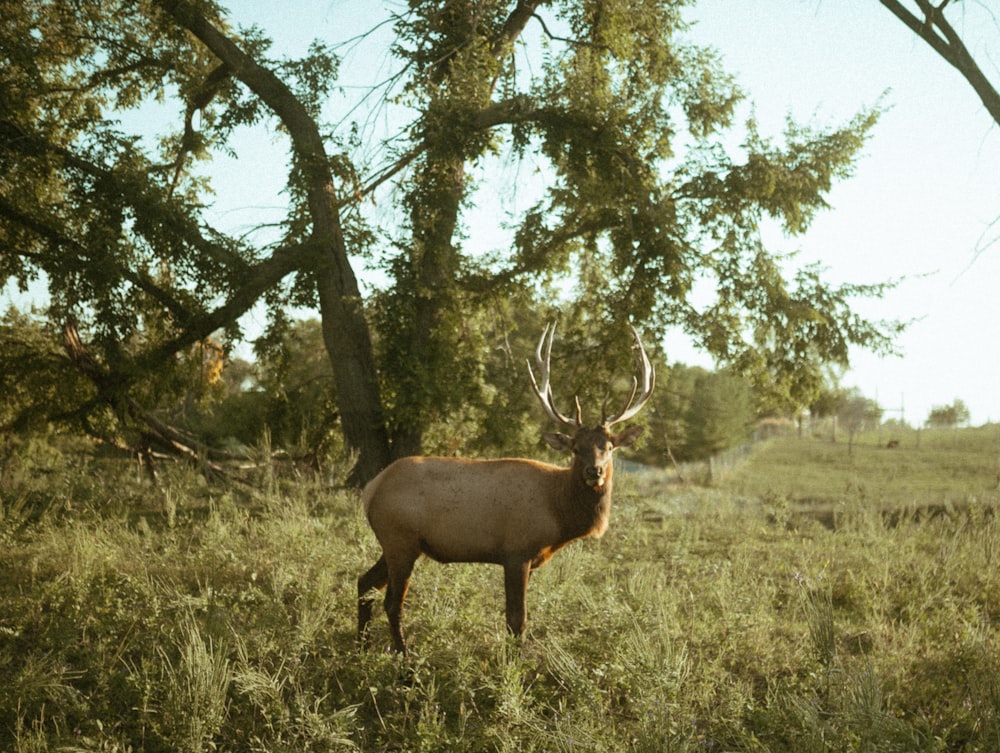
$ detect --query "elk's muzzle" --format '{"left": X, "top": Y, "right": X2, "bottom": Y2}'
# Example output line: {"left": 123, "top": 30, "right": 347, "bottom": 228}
{"left": 584, "top": 464, "right": 605, "bottom": 489}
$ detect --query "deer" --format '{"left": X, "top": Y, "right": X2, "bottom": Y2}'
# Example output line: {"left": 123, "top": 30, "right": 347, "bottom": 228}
{"left": 357, "top": 323, "right": 655, "bottom": 655}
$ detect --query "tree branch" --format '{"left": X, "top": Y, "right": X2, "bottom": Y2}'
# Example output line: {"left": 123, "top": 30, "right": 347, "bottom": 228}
{"left": 879, "top": 0, "right": 1000, "bottom": 126}
{"left": 491, "top": 1, "right": 549, "bottom": 56}
{"left": 528, "top": 11, "right": 608, "bottom": 50}
{"left": 61, "top": 319, "right": 248, "bottom": 481}
{"left": 0, "top": 118, "right": 252, "bottom": 274}
{"left": 134, "top": 241, "right": 307, "bottom": 373}
{"left": 0, "top": 196, "right": 196, "bottom": 322}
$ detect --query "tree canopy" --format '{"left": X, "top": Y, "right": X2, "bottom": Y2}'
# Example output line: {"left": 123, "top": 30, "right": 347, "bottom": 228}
{"left": 1, "top": 0, "right": 904, "bottom": 484}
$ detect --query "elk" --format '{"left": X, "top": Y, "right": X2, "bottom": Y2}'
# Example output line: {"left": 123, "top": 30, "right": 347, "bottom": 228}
{"left": 357, "top": 323, "right": 655, "bottom": 655}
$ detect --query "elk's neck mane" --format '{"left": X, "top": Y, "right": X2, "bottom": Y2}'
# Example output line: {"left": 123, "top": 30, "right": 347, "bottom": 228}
{"left": 560, "top": 465, "right": 613, "bottom": 541}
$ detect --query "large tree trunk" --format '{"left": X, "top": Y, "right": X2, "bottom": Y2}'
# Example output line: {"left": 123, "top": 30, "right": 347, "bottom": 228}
{"left": 388, "top": 1, "right": 548, "bottom": 457}
{"left": 390, "top": 155, "right": 467, "bottom": 459}
{"left": 315, "top": 247, "right": 392, "bottom": 484}
{"left": 158, "top": 0, "right": 391, "bottom": 485}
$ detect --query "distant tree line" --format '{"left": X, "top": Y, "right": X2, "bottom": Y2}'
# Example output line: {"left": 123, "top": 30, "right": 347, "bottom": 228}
{"left": 925, "top": 399, "right": 970, "bottom": 430}
{"left": 3, "top": 304, "right": 984, "bottom": 483}
{"left": 1, "top": 308, "right": 765, "bottom": 470}
{"left": 808, "top": 386, "right": 977, "bottom": 441}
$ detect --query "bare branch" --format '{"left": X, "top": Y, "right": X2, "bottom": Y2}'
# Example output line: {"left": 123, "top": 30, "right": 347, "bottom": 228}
{"left": 880, "top": 0, "right": 1000, "bottom": 125}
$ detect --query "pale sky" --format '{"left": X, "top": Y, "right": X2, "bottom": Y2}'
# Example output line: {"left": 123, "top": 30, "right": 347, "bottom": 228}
{"left": 6, "top": 1, "right": 999, "bottom": 426}
{"left": 687, "top": 0, "right": 1000, "bottom": 425}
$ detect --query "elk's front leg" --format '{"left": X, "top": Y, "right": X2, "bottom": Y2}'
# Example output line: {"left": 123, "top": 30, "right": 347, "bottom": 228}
{"left": 503, "top": 560, "right": 531, "bottom": 636}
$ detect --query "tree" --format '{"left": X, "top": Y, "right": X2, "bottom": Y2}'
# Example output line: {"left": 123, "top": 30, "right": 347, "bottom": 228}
{"left": 633, "top": 362, "right": 754, "bottom": 464}
{"left": 839, "top": 389, "right": 883, "bottom": 452}
{"left": 926, "top": 399, "right": 971, "bottom": 429}
{"left": 1, "top": 1, "right": 903, "bottom": 485}
{"left": 879, "top": 0, "right": 1000, "bottom": 128}
{"left": 637, "top": 362, "right": 704, "bottom": 466}
{"left": 682, "top": 370, "right": 755, "bottom": 460}
{"left": 810, "top": 382, "right": 848, "bottom": 441}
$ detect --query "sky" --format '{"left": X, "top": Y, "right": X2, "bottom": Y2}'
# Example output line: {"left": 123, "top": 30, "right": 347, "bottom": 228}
{"left": 5, "top": 1, "right": 999, "bottom": 426}
{"left": 685, "top": 0, "right": 1000, "bottom": 425}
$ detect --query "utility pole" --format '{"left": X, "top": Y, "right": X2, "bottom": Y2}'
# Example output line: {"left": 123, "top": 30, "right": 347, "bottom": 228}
{"left": 881, "top": 392, "right": 906, "bottom": 447}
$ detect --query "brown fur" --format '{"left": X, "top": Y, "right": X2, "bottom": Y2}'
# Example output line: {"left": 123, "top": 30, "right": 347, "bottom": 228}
{"left": 357, "top": 423, "right": 643, "bottom": 655}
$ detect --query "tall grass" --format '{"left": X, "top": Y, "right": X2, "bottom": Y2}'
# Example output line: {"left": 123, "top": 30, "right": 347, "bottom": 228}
{"left": 2, "top": 432, "right": 1000, "bottom": 750}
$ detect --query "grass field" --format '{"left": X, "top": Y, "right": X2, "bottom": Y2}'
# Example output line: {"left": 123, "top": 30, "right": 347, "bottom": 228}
{"left": 2, "top": 428, "right": 1000, "bottom": 751}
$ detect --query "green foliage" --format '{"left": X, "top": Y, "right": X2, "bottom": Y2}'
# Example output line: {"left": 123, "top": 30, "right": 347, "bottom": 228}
{"left": 927, "top": 399, "right": 972, "bottom": 429}
{"left": 810, "top": 381, "right": 846, "bottom": 420}
{"left": 0, "top": 305, "right": 237, "bottom": 454}
{"left": 0, "top": 308, "right": 88, "bottom": 433}
{"left": 371, "top": 0, "right": 904, "bottom": 451}
{"left": 2, "top": 0, "right": 906, "bottom": 474}
{"left": 681, "top": 368, "right": 755, "bottom": 459}
{"left": 4, "top": 432, "right": 1000, "bottom": 750}
{"left": 839, "top": 388, "right": 884, "bottom": 446}
{"left": 635, "top": 362, "right": 756, "bottom": 464}
{"left": 638, "top": 361, "right": 705, "bottom": 464}
{"left": 206, "top": 319, "right": 340, "bottom": 452}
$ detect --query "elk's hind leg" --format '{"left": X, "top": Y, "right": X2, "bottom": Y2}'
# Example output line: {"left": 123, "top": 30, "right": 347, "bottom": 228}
{"left": 358, "top": 555, "right": 388, "bottom": 646}
{"left": 384, "top": 556, "right": 416, "bottom": 656}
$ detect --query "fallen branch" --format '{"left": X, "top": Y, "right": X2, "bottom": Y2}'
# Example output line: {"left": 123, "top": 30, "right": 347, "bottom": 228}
{"left": 59, "top": 319, "right": 278, "bottom": 485}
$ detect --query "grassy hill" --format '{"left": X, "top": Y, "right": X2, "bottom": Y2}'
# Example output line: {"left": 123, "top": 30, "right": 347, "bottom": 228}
{"left": 2, "top": 430, "right": 1000, "bottom": 751}
{"left": 726, "top": 427, "right": 1000, "bottom": 527}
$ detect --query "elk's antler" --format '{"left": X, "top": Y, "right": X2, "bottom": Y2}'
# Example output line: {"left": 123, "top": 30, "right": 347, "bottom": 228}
{"left": 527, "top": 323, "right": 581, "bottom": 429}
{"left": 603, "top": 325, "right": 655, "bottom": 427}
{"left": 528, "top": 323, "right": 655, "bottom": 429}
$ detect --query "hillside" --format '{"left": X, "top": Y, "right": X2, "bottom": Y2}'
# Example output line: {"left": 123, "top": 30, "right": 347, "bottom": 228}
{"left": 726, "top": 429, "right": 1000, "bottom": 524}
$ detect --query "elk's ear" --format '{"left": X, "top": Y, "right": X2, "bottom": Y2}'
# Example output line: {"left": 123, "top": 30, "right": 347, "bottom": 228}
{"left": 542, "top": 432, "right": 574, "bottom": 452}
{"left": 612, "top": 425, "right": 644, "bottom": 448}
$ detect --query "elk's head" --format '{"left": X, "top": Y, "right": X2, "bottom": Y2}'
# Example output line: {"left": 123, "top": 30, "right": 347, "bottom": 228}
{"left": 527, "top": 324, "right": 655, "bottom": 491}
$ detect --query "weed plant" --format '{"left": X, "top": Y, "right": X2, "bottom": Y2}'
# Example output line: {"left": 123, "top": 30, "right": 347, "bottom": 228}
{"left": 2, "top": 433, "right": 1000, "bottom": 751}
